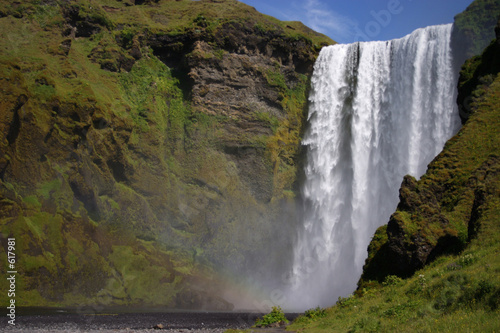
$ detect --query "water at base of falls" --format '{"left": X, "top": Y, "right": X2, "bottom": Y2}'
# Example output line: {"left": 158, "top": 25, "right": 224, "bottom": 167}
{"left": 285, "top": 24, "right": 461, "bottom": 310}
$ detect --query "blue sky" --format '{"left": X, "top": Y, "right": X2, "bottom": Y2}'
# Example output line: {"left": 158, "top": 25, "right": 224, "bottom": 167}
{"left": 238, "top": 0, "right": 474, "bottom": 43}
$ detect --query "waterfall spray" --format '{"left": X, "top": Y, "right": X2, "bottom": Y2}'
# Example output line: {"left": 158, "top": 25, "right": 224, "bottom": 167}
{"left": 287, "top": 24, "right": 461, "bottom": 310}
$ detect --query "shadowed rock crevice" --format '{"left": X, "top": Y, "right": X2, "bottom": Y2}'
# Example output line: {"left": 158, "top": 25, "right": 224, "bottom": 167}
{"left": 69, "top": 174, "right": 100, "bottom": 222}
{"left": 6, "top": 94, "right": 27, "bottom": 145}
{"left": 106, "top": 159, "right": 128, "bottom": 183}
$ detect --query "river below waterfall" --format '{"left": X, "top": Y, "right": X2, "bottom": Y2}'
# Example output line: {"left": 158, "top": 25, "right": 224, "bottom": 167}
{"left": 0, "top": 310, "right": 299, "bottom": 332}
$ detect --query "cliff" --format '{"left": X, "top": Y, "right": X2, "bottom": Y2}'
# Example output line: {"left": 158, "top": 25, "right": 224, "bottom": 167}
{"left": 0, "top": 0, "right": 333, "bottom": 309}
{"left": 452, "top": 0, "right": 500, "bottom": 62}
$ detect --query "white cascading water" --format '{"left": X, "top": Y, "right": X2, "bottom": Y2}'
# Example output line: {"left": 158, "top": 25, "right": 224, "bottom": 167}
{"left": 286, "top": 24, "right": 461, "bottom": 310}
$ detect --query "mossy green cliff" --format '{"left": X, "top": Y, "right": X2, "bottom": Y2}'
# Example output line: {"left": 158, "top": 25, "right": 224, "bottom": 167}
{"left": 0, "top": 0, "right": 333, "bottom": 309}
{"left": 452, "top": 0, "right": 500, "bottom": 60}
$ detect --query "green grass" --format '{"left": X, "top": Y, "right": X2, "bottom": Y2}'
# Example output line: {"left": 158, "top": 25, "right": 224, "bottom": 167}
{"left": 254, "top": 306, "right": 289, "bottom": 328}
{"left": 119, "top": 53, "right": 191, "bottom": 135}
{"left": 291, "top": 238, "right": 500, "bottom": 332}
{"left": 96, "top": 0, "right": 334, "bottom": 47}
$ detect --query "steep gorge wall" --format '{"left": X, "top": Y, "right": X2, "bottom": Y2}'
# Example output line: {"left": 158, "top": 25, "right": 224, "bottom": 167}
{"left": 0, "top": 0, "right": 332, "bottom": 309}
{"left": 451, "top": 0, "right": 500, "bottom": 65}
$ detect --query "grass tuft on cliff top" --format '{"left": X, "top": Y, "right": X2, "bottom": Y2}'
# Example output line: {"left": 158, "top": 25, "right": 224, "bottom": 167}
{"left": 95, "top": 0, "right": 334, "bottom": 47}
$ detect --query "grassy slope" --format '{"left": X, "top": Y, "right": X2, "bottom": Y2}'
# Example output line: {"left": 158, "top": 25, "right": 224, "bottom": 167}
{"left": 0, "top": 0, "right": 333, "bottom": 308}
{"left": 453, "top": 0, "right": 500, "bottom": 58}
{"left": 93, "top": 0, "right": 334, "bottom": 47}
{"left": 287, "top": 40, "right": 500, "bottom": 333}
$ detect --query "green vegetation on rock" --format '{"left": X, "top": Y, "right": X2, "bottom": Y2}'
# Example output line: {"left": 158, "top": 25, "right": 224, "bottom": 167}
{"left": 452, "top": 0, "right": 500, "bottom": 58}
{"left": 0, "top": 0, "right": 333, "bottom": 309}
{"left": 254, "top": 306, "right": 289, "bottom": 328}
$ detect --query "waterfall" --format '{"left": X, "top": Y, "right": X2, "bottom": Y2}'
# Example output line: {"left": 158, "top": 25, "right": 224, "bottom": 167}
{"left": 286, "top": 24, "right": 461, "bottom": 310}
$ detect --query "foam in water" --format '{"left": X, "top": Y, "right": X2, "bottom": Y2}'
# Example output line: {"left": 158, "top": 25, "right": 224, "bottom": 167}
{"left": 286, "top": 24, "right": 461, "bottom": 310}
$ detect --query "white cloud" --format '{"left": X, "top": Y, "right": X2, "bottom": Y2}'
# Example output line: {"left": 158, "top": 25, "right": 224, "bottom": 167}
{"left": 299, "top": 0, "right": 356, "bottom": 42}
{"left": 241, "top": 0, "right": 357, "bottom": 42}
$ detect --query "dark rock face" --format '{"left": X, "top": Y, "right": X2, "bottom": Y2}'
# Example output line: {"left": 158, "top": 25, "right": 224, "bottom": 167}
{"left": 360, "top": 175, "right": 463, "bottom": 281}
{"left": 361, "top": 154, "right": 500, "bottom": 284}
{"left": 385, "top": 175, "right": 463, "bottom": 276}
{"left": 62, "top": 4, "right": 109, "bottom": 37}
{"left": 148, "top": 21, "right": 323, "bottom": 202}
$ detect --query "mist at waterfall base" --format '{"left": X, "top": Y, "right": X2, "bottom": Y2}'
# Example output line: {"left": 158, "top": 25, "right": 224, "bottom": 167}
{"left": 282, "top": 24, "right": 461, "bottom": 311}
